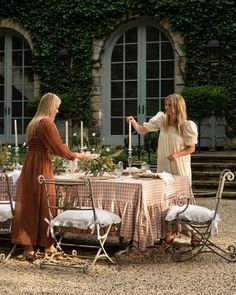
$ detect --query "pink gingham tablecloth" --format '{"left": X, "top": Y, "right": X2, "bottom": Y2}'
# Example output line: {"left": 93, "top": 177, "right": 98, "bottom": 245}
{"left": 59, "top": 174, "right": 194, "bottom": 251}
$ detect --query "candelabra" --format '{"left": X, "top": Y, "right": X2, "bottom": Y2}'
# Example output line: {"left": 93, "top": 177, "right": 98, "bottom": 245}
{"left": 127, "top": 149, "right": 133, "bottom": 168}
{"left": 14, "top": 146, "right": 20, "bottom": 169}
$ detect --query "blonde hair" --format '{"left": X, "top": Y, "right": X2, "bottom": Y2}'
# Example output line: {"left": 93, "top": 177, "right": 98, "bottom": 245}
{"left": 164, "top": 93, "right": 187, "bottom": 134}
{"left": 26, "top": 93, "right": 61, "bottom": 141}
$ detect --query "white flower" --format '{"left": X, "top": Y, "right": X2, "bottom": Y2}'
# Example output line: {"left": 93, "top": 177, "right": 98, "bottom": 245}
{"left": 92, "top": 133, "right": 96, "bottom": 137}
{"left": 8, "top": 145, "right": 11, "bottom": 148}
{"left": 23, "top": 142, "right": 27, "bottom": 146}
{"left": 73, "top": 132, "right": 77, "bottom": 136}
{"left": 106, "top": 147, "right": 110, "bottom": 152}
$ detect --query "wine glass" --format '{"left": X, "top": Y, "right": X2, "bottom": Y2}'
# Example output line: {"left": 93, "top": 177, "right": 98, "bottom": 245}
{"left": 68, "top": 159, "right": 78, "bottom": 177}
{"left": 115, "top": 161, "right": 123, "bottom": 178}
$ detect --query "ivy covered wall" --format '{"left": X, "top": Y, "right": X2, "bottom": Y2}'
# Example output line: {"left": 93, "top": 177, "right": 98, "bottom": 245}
{"left": 0, "top": 0, "right": 235, "bottom": 136}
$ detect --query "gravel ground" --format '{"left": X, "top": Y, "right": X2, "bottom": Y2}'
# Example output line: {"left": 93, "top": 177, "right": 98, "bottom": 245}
{"left": 0, "top": 198, "right": 236, "bottom": 295}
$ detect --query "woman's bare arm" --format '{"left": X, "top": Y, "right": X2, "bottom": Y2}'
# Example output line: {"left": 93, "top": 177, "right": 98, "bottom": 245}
{"left": 126, "top": 116, "right": 149, "bottom": 134}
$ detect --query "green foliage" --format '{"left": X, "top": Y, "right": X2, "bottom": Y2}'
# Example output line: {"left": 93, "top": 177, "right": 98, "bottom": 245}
{"left": 79, "top": 157, "right": 115, "bottom": 176}
{"left": 182, "top": 85, "right": 230, "bottom": 119}
{"left": 26, "top": 98, "right": 40, "bottom": 117}
{"left": 0, "top": 0, "right": 235, "bottom": 135}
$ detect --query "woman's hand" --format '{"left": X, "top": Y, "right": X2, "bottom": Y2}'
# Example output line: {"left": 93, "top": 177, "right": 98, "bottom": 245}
{"left": 167, "top": 153, "right": 178, "bottom": 161}
{"left": 75, "top": 152, "right": 89, "bottom": 161}
{"left": 126, "top": 116, "right": 148, "bottom": 134}
{"left": 126, "top": 116, "right": 136, "bottom": 125}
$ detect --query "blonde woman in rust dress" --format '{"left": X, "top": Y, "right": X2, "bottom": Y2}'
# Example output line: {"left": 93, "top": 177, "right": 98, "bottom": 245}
{"left": 12, "top": 93, "right": 88, "bottom": 259}
{"left": 127, "top": 93, "right": 198, "bottom": 183}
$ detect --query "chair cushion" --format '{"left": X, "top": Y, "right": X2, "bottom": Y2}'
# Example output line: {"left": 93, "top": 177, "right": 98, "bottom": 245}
{"left": 51, "top": 207, "right": 121, "bottom": 230}
{"left": 165, "top": 204, "right": 216, "bottom": 223}
{"left": 0, "top": 201, "right": 15, "bottom": 222}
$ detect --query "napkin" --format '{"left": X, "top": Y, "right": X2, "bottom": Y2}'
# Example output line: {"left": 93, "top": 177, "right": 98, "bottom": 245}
{"left": 156, "top": 171, "right": 174, "bottom": 185}
{"left": 10, "top": 170, "right": 21, "bottom": 186}
{"left": 68, "top": 159, "right": 78, "bottom": 173}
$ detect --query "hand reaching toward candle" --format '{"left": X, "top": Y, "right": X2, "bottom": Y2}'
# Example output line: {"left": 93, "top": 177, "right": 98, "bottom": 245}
{"left": 126, "top": 116, "right": 148, "bottom": 134}
{"left": 75, "top": 152, "right": 89, "bottom": 161}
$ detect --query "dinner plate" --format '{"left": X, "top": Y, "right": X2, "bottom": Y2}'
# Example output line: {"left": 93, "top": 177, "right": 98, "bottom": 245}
{"left": 133, "top": 172, "right": 160, "bottom": 179}
{"left": 87, "top": 175, "right": 116, "bottom": 180}
{"left": 83, "top": 152, "right": 100, "bottom": 160}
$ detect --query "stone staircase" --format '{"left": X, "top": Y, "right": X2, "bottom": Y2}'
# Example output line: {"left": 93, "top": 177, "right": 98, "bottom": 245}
{"left": 191, "top": 151, "right": 236, "bottom": 198}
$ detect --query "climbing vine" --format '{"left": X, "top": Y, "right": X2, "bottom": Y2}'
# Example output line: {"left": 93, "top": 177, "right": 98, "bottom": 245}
{"left": 0, "top": 0, "right": 235, "bottom": 135}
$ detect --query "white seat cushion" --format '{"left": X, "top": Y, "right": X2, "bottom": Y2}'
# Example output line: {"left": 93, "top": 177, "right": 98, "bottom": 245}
{"left": 0, "top": 201, "right": 15, "bottom": 222}
{"left": 50, "top": 207, "right": 121, "bottom": 230}
{"left": 165, "top": 204, "right": 216, "bottom": 223}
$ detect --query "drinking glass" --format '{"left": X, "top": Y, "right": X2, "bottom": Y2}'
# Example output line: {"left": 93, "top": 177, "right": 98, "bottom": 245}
{"left": 115, "top": 161, "right": 123, "bottom": 177}
{"left": 68, "top": 159, "right": 78, "bottom": 176}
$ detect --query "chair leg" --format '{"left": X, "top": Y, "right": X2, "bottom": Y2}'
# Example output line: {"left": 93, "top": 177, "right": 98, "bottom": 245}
{"left": 172, "top": 230, "right": 236, "bottom": 263}
{"left": 40, "top": 225, "right": 115, "bottom": 272}
{"left": 203, "top": 241, "right": 236, "bottom": 262}
{"left": 91, "top": 224, "right": 115, "bottom": 265}
{"left": 0, "top": 244, "right": 17, "bottom": 262}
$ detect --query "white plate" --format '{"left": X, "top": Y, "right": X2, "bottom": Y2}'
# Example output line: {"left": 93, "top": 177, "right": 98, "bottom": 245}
{"left": 83, "top": 152, "right": 100, "bottom": 160}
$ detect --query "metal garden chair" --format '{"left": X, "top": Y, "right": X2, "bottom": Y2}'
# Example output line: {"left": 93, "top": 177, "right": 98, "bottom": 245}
{"left": 38, "top": 175, "right": 121, "bottom": 273}
{"left": 165, "top": 169, "right": 236, "bottom": 262}
{"left": 0, "top": 173, "right": 17, "bottom": 261}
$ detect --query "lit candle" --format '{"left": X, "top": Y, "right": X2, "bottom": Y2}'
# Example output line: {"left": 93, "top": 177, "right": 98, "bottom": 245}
{"left": 14, "top": 119, "right": 18, "bottom": 147}
{"left": 80, "top": 121, "right": 83, "bottom": 150}
{"left": 128, "top": 121, "right": 132, "bottom": 150}
{"left": 65, "top": 121, "right": 68, "bottom": 146}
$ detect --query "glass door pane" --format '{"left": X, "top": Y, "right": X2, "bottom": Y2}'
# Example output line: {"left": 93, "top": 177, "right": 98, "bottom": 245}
{"left": 104, "top": 22, "right": 175, "bottom": 145}
{"left": 0, "top": 30, "right": 34, "bottom": 145}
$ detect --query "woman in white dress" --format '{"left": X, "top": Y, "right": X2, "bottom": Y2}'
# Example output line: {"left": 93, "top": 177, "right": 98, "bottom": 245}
{"left": 127, "top": 93, "right": 198, "bottom": 183}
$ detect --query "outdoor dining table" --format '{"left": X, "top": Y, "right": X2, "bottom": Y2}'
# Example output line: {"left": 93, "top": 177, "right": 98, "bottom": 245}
{"left": 0, "top": 171, "right": 194, "bottom": 251}
{"left": 56, "top": 173, "right": 194, "bottom": 251}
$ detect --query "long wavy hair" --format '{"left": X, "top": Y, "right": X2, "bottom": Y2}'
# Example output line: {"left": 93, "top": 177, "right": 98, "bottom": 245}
{"left": 163, "top": 93, "right": 187, "bottom": 134}
{"left": 26, "top": 93, "right": 61, "bottom": 141}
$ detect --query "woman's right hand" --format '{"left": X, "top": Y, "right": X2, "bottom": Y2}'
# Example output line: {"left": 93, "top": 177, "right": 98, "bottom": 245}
{"left": 126, "top": 116, "right": 136, "bottom": 125}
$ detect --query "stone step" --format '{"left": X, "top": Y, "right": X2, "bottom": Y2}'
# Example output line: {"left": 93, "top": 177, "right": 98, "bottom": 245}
{"left": 192, "top": 171, "right": 236, "bottom": 181}
{"left": 191, "top": 163, "right": 236, "bottom": 173}
{"left": 192, "top": 157, "right": 236, "bottom": 163}
{"left": 193, "top": 189, "right": 236, "bottom": 198}
{"left": 192, "top": 179, "right": 236, "bottom": 188}
{"left": 192, "top": 151, "right": 236, "bottom": 163}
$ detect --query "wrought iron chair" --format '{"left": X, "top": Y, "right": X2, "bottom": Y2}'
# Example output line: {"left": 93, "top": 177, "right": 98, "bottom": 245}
{"left": 38, "top": 175, "right": 121, "bottom": 273}
{"left": 0, "top": 173, "right": 17, "bottom": 261}
{"left": 165, "top": 169, "right": 236, "bottom": 262}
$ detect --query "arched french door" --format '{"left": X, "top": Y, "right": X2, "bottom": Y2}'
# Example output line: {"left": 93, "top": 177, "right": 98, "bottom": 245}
{"left": 102, "top": 20, "right": 175, "bottom": 145}
{"left": 0, "top": 29, "right": 34, "bottom": 145}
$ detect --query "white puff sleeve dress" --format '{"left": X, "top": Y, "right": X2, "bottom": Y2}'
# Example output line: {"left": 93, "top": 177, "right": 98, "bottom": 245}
{"left": 143, "top": 112, "right": 198, "bottom": 182}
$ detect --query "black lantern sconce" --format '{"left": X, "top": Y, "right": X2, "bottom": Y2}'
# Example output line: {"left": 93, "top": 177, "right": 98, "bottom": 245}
{"left": 206, "top": 39, "right": 221, "bottom": 65}
{"left": 57, "top": 48, "right": 71, "bottom": 69}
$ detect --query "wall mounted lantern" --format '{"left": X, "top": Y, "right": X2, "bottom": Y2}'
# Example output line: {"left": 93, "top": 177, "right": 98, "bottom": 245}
{"left": 206, "top": 39, "right": 221, "bottom": 64}
{"left": 57, "top": 48, "right": 71, "bottom": 69}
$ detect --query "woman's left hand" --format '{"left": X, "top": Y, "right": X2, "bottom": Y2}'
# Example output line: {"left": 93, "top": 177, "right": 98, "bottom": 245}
{"left": 167, "top": 153, "right": 178, "bottom": 161}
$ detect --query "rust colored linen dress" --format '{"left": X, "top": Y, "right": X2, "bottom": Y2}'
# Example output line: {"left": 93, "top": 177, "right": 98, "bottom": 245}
{"left": 12, "top": 118, "right": 76, "bottom": 247}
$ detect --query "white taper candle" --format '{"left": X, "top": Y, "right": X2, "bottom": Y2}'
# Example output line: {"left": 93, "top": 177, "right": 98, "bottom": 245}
{"left": 80, "top": 121, "right": 84, "bottom": 150}
{"left": 65, "top": 121, "right": 68, "bottom": 146}
{"left": 128, "top": 121, "right": 132, "bottom": 150}
{"left": 14, "top": 119, "right": 18, "bottom": 147}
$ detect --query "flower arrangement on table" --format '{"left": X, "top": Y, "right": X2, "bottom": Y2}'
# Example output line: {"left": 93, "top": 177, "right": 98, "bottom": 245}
{"left": 0, "top": 145, "right": 20, "bottom": 171}
{"left": 79, "top": 156, "right": 115, "bottom": 176}
{"left": 51, "top": 155, "right": 66, "bottom": 174}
